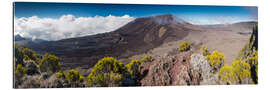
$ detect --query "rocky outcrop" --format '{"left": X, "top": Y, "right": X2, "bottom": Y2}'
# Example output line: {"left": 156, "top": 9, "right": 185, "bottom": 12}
{"left": 18, "top": 75, "right": 41, "bottom": 88}
{"left": 190, "top": 54, "right": 219, "bottom": 85}
{"left": 139, "top": 55, "right": 174, "bottom": 86}
{"left": 139, "top": 52, "right": 201, "bottom": 86}
{"left": 169, "top": 52, "right": 200, "bottom": 85}
{"left": 18, "top": 73, "right": 72, "bottom": 88}
{"left": 138, "top": 52, "right": 222, "bottom": 86}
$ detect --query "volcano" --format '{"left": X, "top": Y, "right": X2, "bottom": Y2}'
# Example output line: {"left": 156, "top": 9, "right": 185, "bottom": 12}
{"left": 18, "top": 14, "right": 199, "bottom": 68}
{"left": 17, "top": 14, "right": 256, "bottom": 68}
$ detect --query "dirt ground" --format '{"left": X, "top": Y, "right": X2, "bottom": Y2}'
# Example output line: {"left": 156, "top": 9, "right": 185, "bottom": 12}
{"left": 129, "top": 24, "right": 253, "bottom": 65}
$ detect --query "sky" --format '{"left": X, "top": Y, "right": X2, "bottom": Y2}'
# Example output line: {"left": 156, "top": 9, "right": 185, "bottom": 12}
{"left": 14, "top": 2, "right": 258, "bottom": 41}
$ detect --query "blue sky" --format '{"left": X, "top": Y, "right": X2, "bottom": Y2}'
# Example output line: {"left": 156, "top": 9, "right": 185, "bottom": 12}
{"left": 14, "top": 2, "right": 257, "bottom": 25}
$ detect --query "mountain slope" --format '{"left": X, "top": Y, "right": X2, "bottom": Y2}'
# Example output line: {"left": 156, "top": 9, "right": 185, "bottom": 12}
{"left": 19, "top": 14, "right": 198, "bottom": 68}
{"left": 15, "top": 34, "right": 47, "bottom": 46}
{"left": 16, "top": 14, "right": 257, "bottom": 68}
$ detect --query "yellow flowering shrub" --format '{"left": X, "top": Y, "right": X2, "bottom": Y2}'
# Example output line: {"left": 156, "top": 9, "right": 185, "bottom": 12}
{"left": 219, "top": 64, "right": 236, "bottom": 84}
{"left": 178, "top": 41, "right": 191, "bottom": 52}
{"left": 200, "top": 46, "right": 210, "bottom": 56}
{"left": 206, "top": 50, "right": 225, "bottom": 71}
{"left": 219, "top": 60, "right": 251, "bottom": 84}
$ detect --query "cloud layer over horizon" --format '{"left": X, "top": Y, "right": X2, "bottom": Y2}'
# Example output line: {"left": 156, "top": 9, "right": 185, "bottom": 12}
{"left": 14, "top": 14, "right": 135, "bottom": 41}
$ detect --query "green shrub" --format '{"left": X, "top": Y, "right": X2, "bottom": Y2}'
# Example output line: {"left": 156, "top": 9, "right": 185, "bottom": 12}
{"left": 89, "top": 72, "right": 124, "bottom": 87}
{"left": 22, "top": 47, "right": 37, "bottom": 61}
{"left": 66, "top": 70, "right": 80, "bottom": 83}
{"left": 23, "top": 54, "right": 31, "bottom": 61}
{"left": 178, "top": 41, "right": 191, "bottom": 52}
{"left": 104, "top": 72, "right": 123, "bottom": 86}
{"left": 66, "top": 69, "right": 86, "bottom": 87}
{"left": 219, "top": 64, "right": 235, "bottom": 84}
{"left": 55, "top": 71, "right": 72, "bottom": 88}
{"left": 219, "top": 60, "right": 251, "bottom": 84}
{"left": 140, "top": 56, "right": 152, "bottom": 62}
{"left": 125, "top": 56, "right": 152, "bottom": 76}
{"left": 232, "top": 60, "right": 251, "bottom": 82}
{"left": 14, "top": 43, "right": 39, "bottom": 65}
{"left": 25, "top": 60, "right": 39, "bottom": 75}
{"left": 14, "top": 43, "right": 24, "bottom": 65}
{"left": 246, "top": 50, "right": 258, "bottom": 84}
{"left": 15, "top": 64, "right": 27, "bottom": 79}
{"left": 220, "top": 24, "right": 258, "bottom": 85}
{"left": 79, "top": 75, "right": 85, "bottom": 83}
{"left": 235, "top": 24, "right": 258, "bottom": 84}
{"left": 56, "top": 71, "right": 66, "bottom": 80}
{"left": 88, "top": 57, "right": 126, "bottom": 87}
{"left": 246, "top": 51, "right": 258, "bottom": 65}
{"left": 38, "top": 53, "right": 61, "bottom": 75}
{"left": 206, "top": 50, "right": 225, "bottom": 71}
{"left": 126, "top": 60, "right": 141, "bottom": 76}
{"left": 249, "top": 24, "right": 258, "bottom": 50}
{"left": 14, "top": 64, "right": 27, "bottom": 87}
{"left": 200, "top": 46, "right": 210, "bottom": 56}
{"left": 125, "top": 59, "right": 142, "bottom": 86}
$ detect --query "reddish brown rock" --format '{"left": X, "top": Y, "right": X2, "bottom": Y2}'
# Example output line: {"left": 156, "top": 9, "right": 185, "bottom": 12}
{"left": 139, "top": 51, "right": 201, "bottom": 86}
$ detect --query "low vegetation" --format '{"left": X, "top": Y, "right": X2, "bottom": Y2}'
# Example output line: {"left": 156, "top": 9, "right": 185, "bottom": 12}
{"left": 56, "top": 71, "right": 66, "bottom": 80}
{"left": 126, "top": 60, "right": 141, "bottom": 76}
{"left": 13, "top": 24, "right": 258, "bottom": 87}
{"left": 140, "top": 56, "right": 152, "bottom": 62}
{"left": 22, "top": 48, "right": 38, "bottom": 62}
{"left": 25, "top": 60, "right": 39, "bottom": 75}
{"left": 14, "top": 44, "right": 64, "bottom": 88}
{"left": 14, "top": 43, "right": 26, "bottom": 65}
{"left": 55, "top": 70, "right": 85, "bottom": 88}
{"left": 219, "top": 60, "right": 251, "bottom": 84}
{"left": 125, "top": 60, "right": 141, "bottom": 85}
{"left": 200, "top": 46, "right": 210, "bottom": 56}
{"left": 206, "top": 50, "right": 225, "bottom": 72}
{"left": 178, "top": 41, "right": 191, "bottom": 52}
{"left": 15, "top": 64, "right": 27, "bottom": 80}
{"left": 219, "top": 64, "right": 235, "bottom": 84}
{"left": 14, "top": 43, "right": 154, "bottom": 88}
{"left": 87, "top": 57, "right": 126, "bottom": 87}
{"left": 66, "top": 70, "right": 80, "bottom": 84}
{"left": 66, "top": 69, "right": 84, "bottom": 87}
{"left": 39, "top": 53, "right": 61, "bottom": 76}
{"left": 246, "top": 51, "right": 258, "bottom": 83}
{"left": 219, "top": 24, "right": 258, "bottom": 84}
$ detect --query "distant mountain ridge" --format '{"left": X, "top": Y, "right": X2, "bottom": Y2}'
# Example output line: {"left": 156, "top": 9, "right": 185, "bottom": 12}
{"left": 14, "top": 34, "right": 47, "bottom": 46}
{"left": 14, "top": 34, "right": 26, "bottom": 41}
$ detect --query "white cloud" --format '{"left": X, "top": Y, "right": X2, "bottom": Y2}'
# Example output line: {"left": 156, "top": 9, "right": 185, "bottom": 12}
{"left": 14, "top": 14, "right": 135, "bottom": 41}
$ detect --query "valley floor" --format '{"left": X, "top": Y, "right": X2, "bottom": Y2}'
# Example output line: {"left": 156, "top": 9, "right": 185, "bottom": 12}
{"left": 127, "top": 25, "right": 252, "bottom": 65}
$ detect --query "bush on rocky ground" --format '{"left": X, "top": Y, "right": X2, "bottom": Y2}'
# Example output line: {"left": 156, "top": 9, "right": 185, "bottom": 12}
{"left": 25, "top": 60, "right": 39, "bottom": 75}
{"left": 200, "top": 46, "right": 210, "bottom": 56}
{"left": 206, "top": 50, "right": 225, "bottom": 72}
{"left": 246, "top": 50, "right": 258, "bottom": 84}
{"left": 87, "top": 57, "right": 127, "bottom": 87}
{"left": 14, "top": 64, "right": 27, "bottom": 87}
{"left": 178, "top": 41, "right": 191, "bottom": 52}
{"left": 219, "top": 60, "right": 252, "bottom": 84}
{"left": 39, "top": 53, "right": 61, "bottom": 76}
{"left": 14, "top": 43, "right": 25, "bottom": 66}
